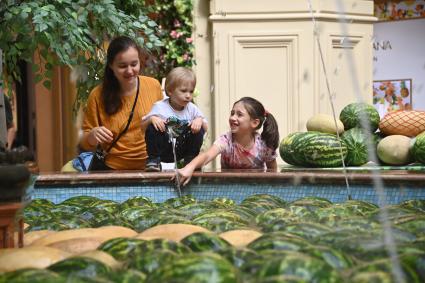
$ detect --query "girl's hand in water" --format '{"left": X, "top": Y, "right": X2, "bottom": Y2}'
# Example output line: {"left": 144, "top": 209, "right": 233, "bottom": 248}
{"left": 89, "top": 126, "right": 113, "bottom": 146}
{"left": 151, "top": 116, "right": 166, "bottom": 132}
{"left": 172, "top": 167, "right": 195, "bottom": 186}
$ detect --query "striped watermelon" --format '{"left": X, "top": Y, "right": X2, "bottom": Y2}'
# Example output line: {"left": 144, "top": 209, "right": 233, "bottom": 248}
{"left": 412, "top": 131, "right": 425, "bottom": 164}
{"left": 0, "top": 268, "right": 63, "bottom": 283}
{"left": 255, "top": 251, "right": 341, "bottom": 282}
{"left": 339, "top": 103, "right": 380, "bottom": 132}
{"left": 279, "top": 131, "right": 320, "bottom": 166}
{"left": 146, "top": 252, "right": 240, "bottom": 283}
{"left": 279, "top": 132, "right": 305, "bottom": 166}
{"left": 48, "top": 257, "right": 111, "bottom": 279}
{"left": 98, "top": 237, "right": 147, "bottom": 261}
{"left": 300, "top": 133, "right": 348, "bottom": 167}
{"left": 341, "top": 128, "right": 371, "bottom": 166}
{"left": 181, "top": 232, "right": 232, "bottom": 253}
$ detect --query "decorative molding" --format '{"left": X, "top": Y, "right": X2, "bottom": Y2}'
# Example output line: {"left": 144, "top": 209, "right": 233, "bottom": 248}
{"left": 210, "top": 12, "right": 377, "bottom": 23}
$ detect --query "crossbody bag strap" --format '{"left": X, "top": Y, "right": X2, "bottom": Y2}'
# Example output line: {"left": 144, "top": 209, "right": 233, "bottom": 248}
{"left": 104, "top": 77, "right": 140, "bottom": 153}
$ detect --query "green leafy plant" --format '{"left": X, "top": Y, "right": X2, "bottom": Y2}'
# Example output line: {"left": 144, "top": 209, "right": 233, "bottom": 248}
{"left": 143, "top": 0, "right": 195, "bottom": 81}
{"left": 0, "top": 0, "right": 162, "bottom": 115}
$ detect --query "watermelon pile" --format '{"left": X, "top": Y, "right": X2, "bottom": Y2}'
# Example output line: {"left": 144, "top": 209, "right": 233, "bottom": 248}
{"left": 281, "top": 103, "right": 425, "bottom": 167}
{"left": 1, "top": 194, "right": 424, "bottom": 282}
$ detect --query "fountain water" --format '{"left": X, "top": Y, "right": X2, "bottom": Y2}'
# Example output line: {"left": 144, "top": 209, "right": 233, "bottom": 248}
{"left": 307, "top": 0, "right": 406, "bottom": 281}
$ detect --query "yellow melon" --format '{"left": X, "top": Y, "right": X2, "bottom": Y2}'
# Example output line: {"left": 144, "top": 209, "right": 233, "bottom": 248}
{"left": 219, "top": 229, "right": 263, "bottom": 248}
{"left": 30, "top": 228, "right": 97, "bottom": 246}
{"left": 0, "top": 246, "right": 71, "bottom": 272}
{"left": 377, "top": 135, "right": 413, "bottom": 165}
{"left": 137, "top": 224, "right": 211, "bottom": 242}
{"left": 24, "top": 230, "right": 56, "bottom": 246}
{"left": 96, "top": 225, "right": 138, "bottom": 239}
{"left": 306, "top": 114, "right": 344, "bottom": 134}
{"left": 47, "top": 237, "right": 105, "bottom": 254}
{"left": 77, "top": 250, "right": 122, "bottom": 269}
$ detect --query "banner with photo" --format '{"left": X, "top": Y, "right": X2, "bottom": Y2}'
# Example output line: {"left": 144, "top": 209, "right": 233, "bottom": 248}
{"left": 375, "top": 0, "right": 425, "bottom": 21}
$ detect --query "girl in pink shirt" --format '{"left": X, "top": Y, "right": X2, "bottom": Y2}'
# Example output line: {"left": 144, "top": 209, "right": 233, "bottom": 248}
{"left": 176, "top": 97, "right": 280, "bottom": 185}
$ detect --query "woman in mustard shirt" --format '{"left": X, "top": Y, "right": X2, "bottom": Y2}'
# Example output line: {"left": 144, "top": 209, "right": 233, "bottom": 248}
{"left": 79, "top": 36, "right": 163, "bottom": 170}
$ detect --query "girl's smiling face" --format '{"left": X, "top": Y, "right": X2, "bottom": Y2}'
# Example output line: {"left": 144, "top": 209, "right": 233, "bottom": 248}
{"left": 229, "top": 101, "right": 259, "bottom": 134}
{"left": 109, "top": 46, "right": 140, "bottom": 89}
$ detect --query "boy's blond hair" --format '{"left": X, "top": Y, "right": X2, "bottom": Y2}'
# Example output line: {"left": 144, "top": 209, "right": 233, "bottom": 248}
{"left": 164, "top": 67, "right": 196, "bottom": 96}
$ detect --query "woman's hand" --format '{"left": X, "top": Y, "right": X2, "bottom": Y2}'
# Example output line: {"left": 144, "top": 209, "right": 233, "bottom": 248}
{"left": 88, "top": 126, "right": 113, "bottom": 146}
{"left": 151, "top": 116, "right": 166, "bottom": 132}
{"left": 190, "top": 117, "right": 203, "bottom": 133}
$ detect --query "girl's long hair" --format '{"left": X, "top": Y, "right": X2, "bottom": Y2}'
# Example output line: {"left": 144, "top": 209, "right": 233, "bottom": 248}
{"left": 102, "top": 36, "right": 143, "bottom": 115}
{"left": 234, "top": 97, "right": 280, "bottom": 150}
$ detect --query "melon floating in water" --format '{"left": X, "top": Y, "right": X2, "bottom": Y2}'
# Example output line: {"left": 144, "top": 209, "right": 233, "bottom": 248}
{"left": 377, "top": 135, "right": 413, "bottom": 165}
{"left": 219, "top": 229, "right": 263, "bottom": 248}
{"left": 47, "top": 237, "right": 106, "bottom": 254}
{"left": 23, "top": 230, "right": 56, "bottom": 246}
{"left": 306, "top": 113, "right": 344, "bottom": 134}
{"left": 137, "top": 223, "right": 210, "bottom": 242}
{"left": 0, "top": 246, "right": 71, "bottom": 272}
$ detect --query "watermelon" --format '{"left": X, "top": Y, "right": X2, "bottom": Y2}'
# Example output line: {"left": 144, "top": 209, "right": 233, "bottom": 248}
{"left": 146, "top": 252, "right": 239, "bottom": 283}
{"left": 399, "top": 199, "right": 425, "bottom": 213}
{"left": 281, "top": 223, "right": 332, "bottom": 240}
{"left": 279, "top": 132, "right": 305, "bottom": 166}
{"left": 48, "top": 257, "right": 112, "bottom": 279}
{"left": 0, "top": 268, "right": 64, "bottom": 283}
{"left": 349, "top": 271, "right": 394, "bottom": 283}
{"left": 126, "top": 249, "right": 179, "bottom": 275}
{"left": 119, "top": 196, "right": 154, "bottom": 210}
{"left": 412, "top": 131, "right": 425, "bottom": 164}
{"left": 181, "top": 232, "right": 232, "bottom": 253}
{"left": 247, "top": 232, "right": 308, "bottom": 252}
{"left": 255, "top": 208, "right": 297, "bottom": 228}
{"left": 219, "top": 248, "right": 259, "bottom": 269}
{"left": 255, "top": 251, "right": 341, "bottom": 283}
{"left": 98, "top": 238, "right": 147, "bottom": 261}
{"left": 162, "top": 194, "right": 197, "bottom": 208}
{"left": 298, "top": 133, "right": 348, "bottom": 167}
{"left": 341, "top": 128, "right": 374, "bottom": 166}
{"left": 60, "top": 195, "right": 101, "bottom": 207}
{"left": 279, "top": 132, "right": 320, "bottom": 166}
{"left": 339, "top": 103, "right": 380, "bottom": 132}
{"left": 350, "top": 258, "right": 421, "bottom": 283}
{"left": 302, "top": 245, "right": 354, "bottom": 270}
{"left": 290, "top": 197, "right": 332, "bottom": 211}
{"left": 109, "top": 269, "right": 147, "bottom": 283}
{"left": 242, "top": 194, "right": 287, "bottom": 207}
{"left": 130, "top": 238, "right": 191, "bottom": 256}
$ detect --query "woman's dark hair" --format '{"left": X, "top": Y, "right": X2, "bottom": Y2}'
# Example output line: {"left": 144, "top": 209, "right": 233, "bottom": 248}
{"left": 102, "top": 36, "right": 143, "bottom": 115}
{"left": 234, "top": 97, "right": 280, "bottom": 150}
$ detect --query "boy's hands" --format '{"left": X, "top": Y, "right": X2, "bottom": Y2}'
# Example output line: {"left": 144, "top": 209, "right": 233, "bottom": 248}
{"left": 190, "top": 117, "right": 203, "bottom": 133}
{"left": 151, "top": 116, "right": 166, "bottom": 132}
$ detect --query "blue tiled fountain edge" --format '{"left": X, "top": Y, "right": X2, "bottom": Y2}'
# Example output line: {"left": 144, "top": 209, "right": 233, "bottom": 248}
{"left": 31, "top": 170, "right": 425, "bottom": 205}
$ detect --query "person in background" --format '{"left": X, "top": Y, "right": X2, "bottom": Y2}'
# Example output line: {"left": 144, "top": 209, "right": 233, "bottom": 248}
{"left": 79, "top": 36, "right": 163, "bottom": 170}
{"left": 142, "top": 67, "right": 208, "bottom": 172}
{"left": 175, "top": 96, "right": 279, "bottom": 185}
